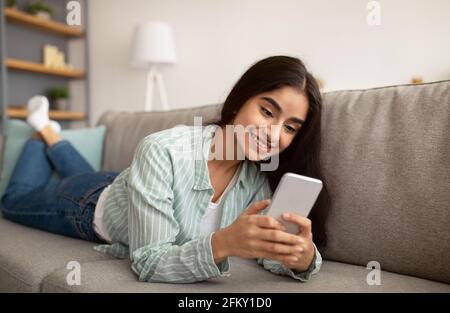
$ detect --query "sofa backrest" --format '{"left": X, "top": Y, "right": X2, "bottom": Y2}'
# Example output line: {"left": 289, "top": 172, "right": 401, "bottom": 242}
{"left": 97, "top": 80, "right": 450, "bottom": 284}
{"left": 97, "top": 104, "right": 221, "bottom": 172}
{"left": 320, "top": 80, "right": 450, "bottom": 284}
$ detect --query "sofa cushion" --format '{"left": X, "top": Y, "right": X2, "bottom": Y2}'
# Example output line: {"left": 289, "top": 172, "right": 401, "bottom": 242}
{"left": 0, "top": 119, "right": 106, "bottom": 197}
{"left": 320, "top": 80, "right": 450, "bottom": 284}
{"left": 97, "top": 104, "right": 221, "bottom": 172}
{"left": 0, "top": 217, "right": 113, "bottom": 292}
{"left": 41, "top": 257, "right": 450, "bottom": 293}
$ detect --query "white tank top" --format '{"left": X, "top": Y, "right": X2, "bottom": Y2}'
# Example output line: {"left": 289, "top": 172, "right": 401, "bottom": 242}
{"left": 199, "top": 163, "right": 242, "bottom": 236}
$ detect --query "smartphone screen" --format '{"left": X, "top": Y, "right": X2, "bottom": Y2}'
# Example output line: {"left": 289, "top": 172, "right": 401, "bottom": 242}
{"left": 265, "top": 172, "right": 323, "bottom": 234}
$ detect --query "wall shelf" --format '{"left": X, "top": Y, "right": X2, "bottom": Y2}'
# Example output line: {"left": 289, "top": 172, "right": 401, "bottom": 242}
{"left": 8, "top": 106, "right": 86, "bottom": 121}
{"left": 0, "top": 0, "right": 90, "bottom": 134}
{"left": 4, "top": 7, "right": 84, "bottom": 37}
{"left": 6, "top": 58, "right": 85, "bottom": 79}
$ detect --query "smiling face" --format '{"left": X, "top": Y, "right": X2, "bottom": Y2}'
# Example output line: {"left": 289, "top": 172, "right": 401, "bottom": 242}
{"left": 231, "top": 86, "right": 309, "bottom": 161}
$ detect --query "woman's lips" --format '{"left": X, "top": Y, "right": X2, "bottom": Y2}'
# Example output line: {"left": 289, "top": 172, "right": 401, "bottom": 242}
{"left": 249, "top": 130, "right": 271, "bottom": 153}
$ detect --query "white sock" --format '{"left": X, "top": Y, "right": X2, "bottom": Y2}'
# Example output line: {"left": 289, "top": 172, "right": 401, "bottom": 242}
{"left": 27, "top": 95, "right": 50, "bottom": 131}
{"left": 27, "top": 96, "right": 61, "bottom": 133}
{"left": 27, "top": 95, "right": 62, "bottom": 133}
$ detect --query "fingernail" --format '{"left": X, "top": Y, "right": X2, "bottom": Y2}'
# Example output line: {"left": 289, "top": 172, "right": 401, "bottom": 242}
{"left": 296, "top": 246, "right": 304, "bottom": 252}
{"left": 290, "top": 256, "right": 299, "bottom": 262}
{"left": 283, "top": 213, "right": 290, "bottom": 219}
{"left": 297, "top": 238, "right": 303, "bottom": 244}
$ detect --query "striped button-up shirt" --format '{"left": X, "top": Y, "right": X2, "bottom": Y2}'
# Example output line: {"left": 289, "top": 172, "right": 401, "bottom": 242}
{"left": 94, "top": 124, "right": 322, "bottom": 283}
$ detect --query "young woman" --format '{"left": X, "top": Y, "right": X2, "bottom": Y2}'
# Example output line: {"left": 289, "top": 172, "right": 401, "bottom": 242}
{"left": 1, "top": 55, "right": 329, "bottom": 283}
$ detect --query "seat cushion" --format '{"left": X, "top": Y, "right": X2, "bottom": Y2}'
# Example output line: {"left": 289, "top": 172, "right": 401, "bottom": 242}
{"left": 41, "top": 257, "right": 450, "bottom": 293}
{"left": 0, "top": 217, "right": 113, "bottom": 292}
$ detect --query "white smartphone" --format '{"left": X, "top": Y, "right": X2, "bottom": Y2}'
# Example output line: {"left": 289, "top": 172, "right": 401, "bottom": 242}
{"left": 265, "top": 172, "right": 323, "bottom": 234}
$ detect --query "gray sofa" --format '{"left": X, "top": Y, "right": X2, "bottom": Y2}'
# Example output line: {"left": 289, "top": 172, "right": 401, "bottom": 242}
{"left": 0, "top": 80, "right": 449, "bottom": 292}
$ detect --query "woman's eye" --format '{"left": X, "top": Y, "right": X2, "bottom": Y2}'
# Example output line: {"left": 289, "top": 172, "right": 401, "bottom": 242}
{"left": 260, "top": 106, "right": 273, "bottom": 117}
{"left": 284, "top": 125, "right": 297, "bottom": 133}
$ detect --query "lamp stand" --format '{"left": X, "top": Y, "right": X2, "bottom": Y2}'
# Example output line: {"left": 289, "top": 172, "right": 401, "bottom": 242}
{"left": 144, "top": 65, "right": 169, "bottom": 111}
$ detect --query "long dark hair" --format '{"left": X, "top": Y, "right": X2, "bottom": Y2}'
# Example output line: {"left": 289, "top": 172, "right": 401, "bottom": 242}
{"left": 209, "top": 55, "right": 330, "bottom": 250}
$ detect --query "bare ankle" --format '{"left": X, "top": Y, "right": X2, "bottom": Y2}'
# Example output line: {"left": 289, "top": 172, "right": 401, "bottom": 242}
{"left": 39, "top": 125, "right": 63, "bottom": 147}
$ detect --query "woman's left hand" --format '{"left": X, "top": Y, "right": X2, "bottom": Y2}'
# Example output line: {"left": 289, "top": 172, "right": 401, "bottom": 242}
{"left": 280, "top": 213, "right": 315, "bottom": 272}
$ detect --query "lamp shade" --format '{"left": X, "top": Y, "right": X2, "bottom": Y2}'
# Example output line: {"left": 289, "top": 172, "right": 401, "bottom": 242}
{"left": 131, "top": 21, "right": 177, "bottom": 67}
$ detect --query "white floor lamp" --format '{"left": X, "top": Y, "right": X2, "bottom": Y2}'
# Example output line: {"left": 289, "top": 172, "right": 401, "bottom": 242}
{"left": 131, "top": 21, "right": 177, "bottom": 111}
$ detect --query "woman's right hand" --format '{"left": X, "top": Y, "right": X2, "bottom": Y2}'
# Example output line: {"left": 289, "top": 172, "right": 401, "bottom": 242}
{"left": 212, "top": 200, "right": 305, "bottom": 264}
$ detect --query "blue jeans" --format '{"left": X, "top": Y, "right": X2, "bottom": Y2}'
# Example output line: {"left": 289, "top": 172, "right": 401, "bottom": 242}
{"left": 1, "top": 139, "right": 119, "bottom": 243}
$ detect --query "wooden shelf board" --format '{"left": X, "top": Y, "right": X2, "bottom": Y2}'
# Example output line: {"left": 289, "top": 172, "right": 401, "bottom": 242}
{"left": 8, "top": 107, "right": 86, "bottom": 121}
{"left": 6, "top": 58, "right": 85, "bottom": 79}
{"left": 4, "top": 7, "right": 84, "bottom": 37}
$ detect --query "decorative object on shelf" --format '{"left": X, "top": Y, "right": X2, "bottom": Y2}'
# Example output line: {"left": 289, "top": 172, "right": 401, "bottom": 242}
{"left": 43, "top": 44, "right": 74, "bottom": 70}
{"left": 25, "top": 0, "right": 53, "bottom": 20}
{"left": 411, "top": 76, "right": 423, "bottom": 85}
{"left": 131, "top": 21, "right": 177, "bottom": 111}
{"left": 6, "top": 0, "right": 17, "bottom": 10}
{"left": 47, "top": 87, "right": 70, "bottom": 110}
